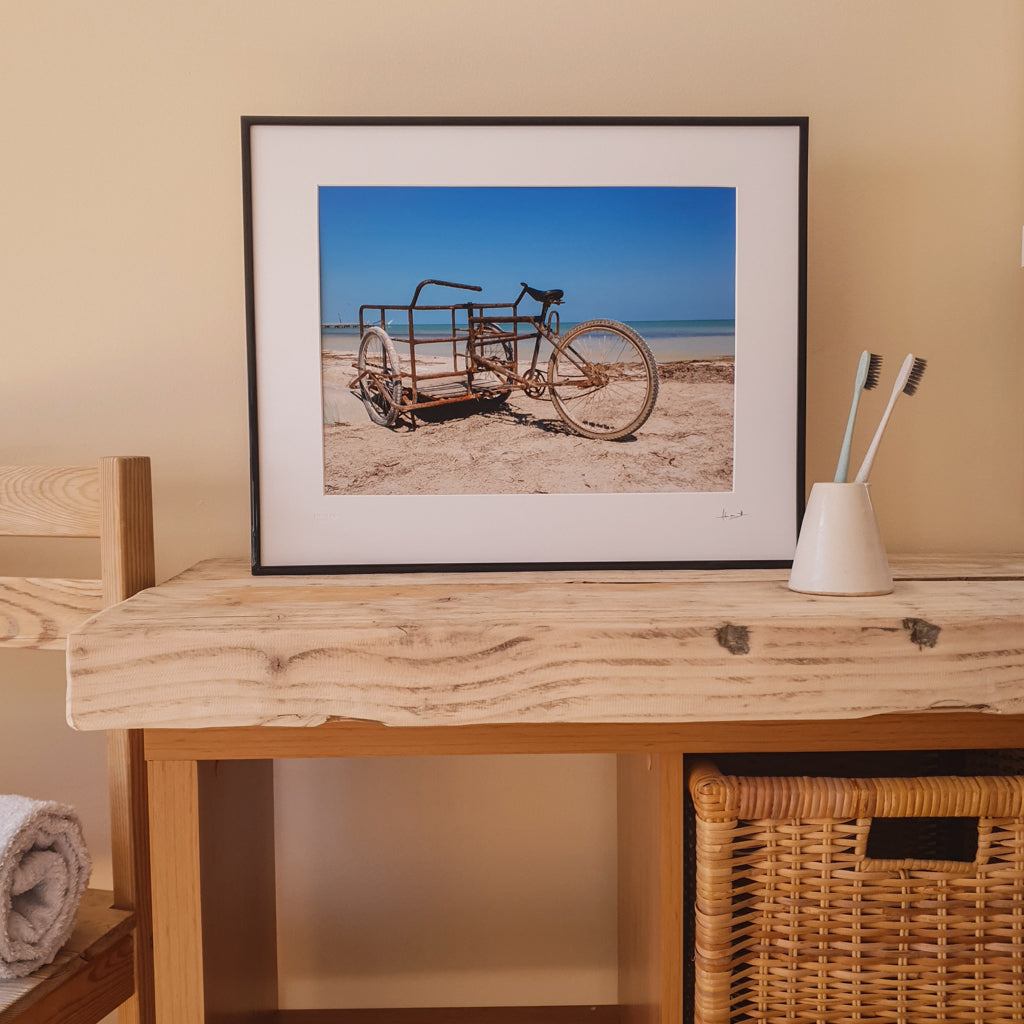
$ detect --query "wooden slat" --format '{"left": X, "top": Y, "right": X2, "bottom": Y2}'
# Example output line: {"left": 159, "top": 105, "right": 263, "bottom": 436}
{"left": 0, "top": 467, "right": 100, "bottom": 538}
{"left": 142, "top": 713, "right": 1024, "bottom": 762}
{"left": 0, "top": 577, "right": 102, "bottom": 649}
{"left": 0, "top": 889, "right": 134, "bottom": 1022}
{"left": 144, "top": 722, "right": 690, "bottom": 760}
{"left": 267, "top": 1009, "right": 623, "bottom": 1023}
{"left": 67, "top": 556, "right": 1024, "bottom": 731}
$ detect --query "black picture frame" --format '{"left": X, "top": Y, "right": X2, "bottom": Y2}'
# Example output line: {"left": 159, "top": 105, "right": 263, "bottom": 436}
{"left": 243, "top": 116, "right": 807, "bottom": 574}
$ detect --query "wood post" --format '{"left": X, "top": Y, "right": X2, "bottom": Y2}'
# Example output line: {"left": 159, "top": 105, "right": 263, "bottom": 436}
{"left": 617, "top": 753, "right": 684, "bottom": 1024}
{"left": 100, "top": 456, "right": 156, "bottom": 1024}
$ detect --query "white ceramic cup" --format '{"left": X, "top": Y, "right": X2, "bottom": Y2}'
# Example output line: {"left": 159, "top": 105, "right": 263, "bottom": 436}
{"left": 788, "top": 482, "right": 893, "bottom": 596}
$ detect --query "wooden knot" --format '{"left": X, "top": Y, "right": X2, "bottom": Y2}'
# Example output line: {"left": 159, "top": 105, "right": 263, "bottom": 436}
{"left": 716, "top": 623, "right": 750, "bottom": 655}
{"left": 903, "top": 617, "right": 941, "bottom": 649}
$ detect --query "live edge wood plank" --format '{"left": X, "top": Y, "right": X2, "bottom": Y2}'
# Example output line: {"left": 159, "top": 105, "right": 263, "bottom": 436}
{"left": 67, "top": 556, "right": 1024, "bottom": 732}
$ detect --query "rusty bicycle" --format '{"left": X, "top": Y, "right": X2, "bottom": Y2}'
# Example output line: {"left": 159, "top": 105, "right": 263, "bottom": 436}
{"left": 353, "top": 279, "right": 660, "bottom": 441}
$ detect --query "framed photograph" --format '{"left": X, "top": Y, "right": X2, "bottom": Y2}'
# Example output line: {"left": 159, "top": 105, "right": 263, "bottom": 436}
{"left": 242, "top": 116, "right": 807, "bottom": 573}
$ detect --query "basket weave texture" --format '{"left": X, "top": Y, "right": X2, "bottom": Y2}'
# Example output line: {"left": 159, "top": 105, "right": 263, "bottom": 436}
{"left": 689, "top": 759, "right": 1024, "bottom": 1023}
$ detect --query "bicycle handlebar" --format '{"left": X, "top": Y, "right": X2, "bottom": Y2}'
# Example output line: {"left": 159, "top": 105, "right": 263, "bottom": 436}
{"left": 410, "top": 279, "right": 482, "bottom": 307}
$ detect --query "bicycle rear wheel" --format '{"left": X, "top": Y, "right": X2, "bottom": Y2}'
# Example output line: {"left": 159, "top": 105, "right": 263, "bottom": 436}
{"left": 548, "top": 319, "right": 659, "bottom": 439}
{"left": 466, "top": 322, "right": 516, "bottom": 404}
{"left": 357, "top": 327, "right": 403, "bottom": 426}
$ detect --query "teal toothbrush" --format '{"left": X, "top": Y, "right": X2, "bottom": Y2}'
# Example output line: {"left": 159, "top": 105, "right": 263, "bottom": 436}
{"left": 834, "top": 351, "right": 883, "bottom": 482}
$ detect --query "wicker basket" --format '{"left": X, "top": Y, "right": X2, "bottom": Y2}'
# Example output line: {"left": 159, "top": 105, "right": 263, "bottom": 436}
{"left": 689, "top": 758, "right": 1024, "bottom": 1023}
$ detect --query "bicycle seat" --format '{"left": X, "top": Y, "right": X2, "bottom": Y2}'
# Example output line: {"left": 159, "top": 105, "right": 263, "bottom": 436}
{"left": 521, "top": 282, "right": 564, "bottom": 304}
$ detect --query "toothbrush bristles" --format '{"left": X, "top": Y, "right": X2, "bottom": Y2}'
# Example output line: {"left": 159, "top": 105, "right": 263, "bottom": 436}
{"left": 864, "top": 353, "right": 883, "bottom": 390}
{"left": 903, "top": 357, "right": 927, "bottom": 396}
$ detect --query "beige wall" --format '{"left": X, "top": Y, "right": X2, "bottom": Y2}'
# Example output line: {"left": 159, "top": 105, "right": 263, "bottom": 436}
{"left": 2, "top": 0, "right": 1022, "bottom": 1009}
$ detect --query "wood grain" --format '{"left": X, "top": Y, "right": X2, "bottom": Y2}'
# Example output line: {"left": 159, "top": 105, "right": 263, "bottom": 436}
{"left": 66, "top": 556, "right": 1024, "bottom": 731}
{"left": 0, "top": 466, "right": 100, "bottom": 538}
{"left": 0, "top": 890, "right": 133, "bottom": 1023}
{"left": 98, "top": 456, "right": 156, "bottom": 1024}
{"left": 0, "top": 937, "right": 133, "bottom": 1024}
{"left": 146, "top": 759, "right": 278, "bottom": 1022}
{"left": 617, "top": 754, "right": 684, "bottom": 1024}
{"left": 0, "top": 577, "right": 102, "bottom": 649}
{"left": 147, "top": 760, "right": 204, "bottom": 1024}
{"left": 107, "top": 729, "right": 152, "bottom": 1024}
{"left": 99, "top": 457, "right": 154, "bottom": 608}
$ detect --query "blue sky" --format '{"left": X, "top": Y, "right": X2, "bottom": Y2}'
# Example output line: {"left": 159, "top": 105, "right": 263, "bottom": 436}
{"left": 318, "top": 186, "right": 735, "bottom": 324}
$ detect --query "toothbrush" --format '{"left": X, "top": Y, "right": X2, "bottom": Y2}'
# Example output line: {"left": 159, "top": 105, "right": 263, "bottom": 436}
{"left": 853, "top": 354, "right": 928, "bottom": 483}
{"left": 834, "top": 351, "right": 883, "bottom": 482}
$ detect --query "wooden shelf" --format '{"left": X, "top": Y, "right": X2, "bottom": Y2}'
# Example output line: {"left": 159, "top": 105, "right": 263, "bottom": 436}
{"left": 0, "top": 889, "right": 134, "bottom": 1024}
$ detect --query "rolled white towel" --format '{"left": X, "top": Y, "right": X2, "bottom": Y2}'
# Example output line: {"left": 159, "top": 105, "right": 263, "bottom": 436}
{"left": 0, "top": 795, "right": 91, "bottom": 979}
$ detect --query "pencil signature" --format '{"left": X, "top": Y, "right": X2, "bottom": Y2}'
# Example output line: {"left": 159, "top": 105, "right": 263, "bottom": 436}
{"left": 717, "top": 509, "right": 747, "bottom": 520}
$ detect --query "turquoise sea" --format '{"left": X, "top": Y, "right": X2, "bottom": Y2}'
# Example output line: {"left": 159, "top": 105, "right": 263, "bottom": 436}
{"left": 322, "top": 319, "right": 735, "bottom": 362}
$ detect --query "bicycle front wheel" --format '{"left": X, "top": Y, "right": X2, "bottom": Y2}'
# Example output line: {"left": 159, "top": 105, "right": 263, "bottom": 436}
{"left": 548, "top": 319, "right": 659, "bottom": 439}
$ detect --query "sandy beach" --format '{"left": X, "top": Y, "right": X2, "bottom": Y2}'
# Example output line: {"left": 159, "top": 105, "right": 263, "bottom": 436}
{"left": 321, "top": 350, "right": 734, "bottom": 495}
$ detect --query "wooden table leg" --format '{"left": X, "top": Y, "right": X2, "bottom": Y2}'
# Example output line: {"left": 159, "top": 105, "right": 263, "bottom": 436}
{"left": 196, "top": 758, "right": 278, "bottom": 1018}
{"left": 147, "top": 757, "right": 278, "bottom": 1023}
{"left": 617, "top": 753, "right": 684, "bottom": 1024}
{"left": 110, "top": 728, "right": 154, "bottom": 1024}
{"left": 148, "top": 760, "right": 205, "bottom": 1024}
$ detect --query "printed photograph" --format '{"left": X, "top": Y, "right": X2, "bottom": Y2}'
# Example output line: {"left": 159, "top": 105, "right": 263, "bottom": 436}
{"left": 318, "top": 186, "right": 736, "bottom": 496}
